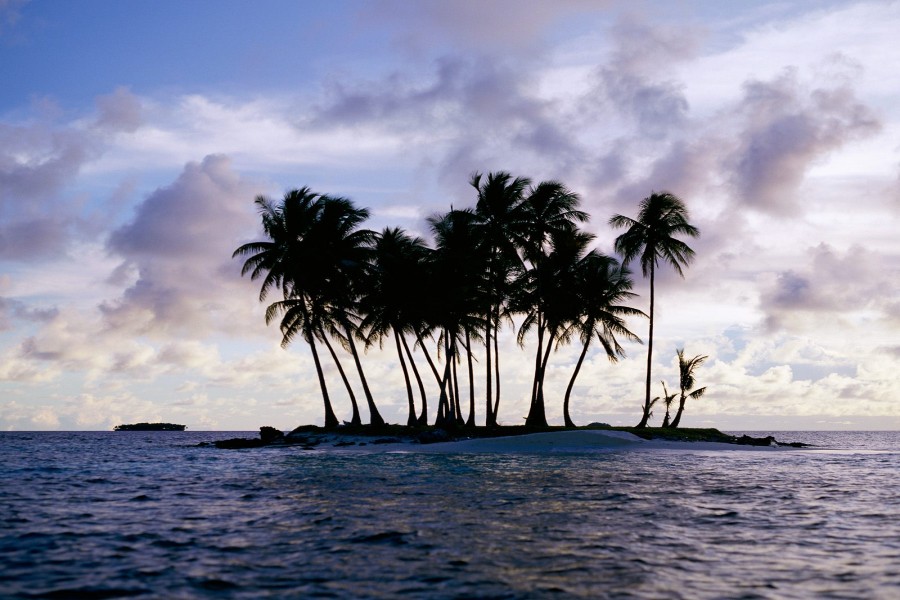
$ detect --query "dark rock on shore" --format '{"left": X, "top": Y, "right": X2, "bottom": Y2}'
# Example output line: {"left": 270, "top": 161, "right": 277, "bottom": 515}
{"left": 259, "top": 426, "right": 284, "bottom": 443}
{"left": 417, "top": 429, "right": 452, "bottom": 444}
{"left": 733, "top": 434, "right": 811, "bottom": 447}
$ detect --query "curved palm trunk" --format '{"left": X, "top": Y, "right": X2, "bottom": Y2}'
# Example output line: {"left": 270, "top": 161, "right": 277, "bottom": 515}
{"left": 525, "top": 320, "right": 548, "bottom": 428}
{"left": 320, "top": 333, "right": 361, "bottom": 425}
{"left": 529, "top": 315, "right": 544, "bottom": 406}
{"left": 563, "top": 340, "right": 591, "bottom": 428}
{"left": 344, "top": 325, "right": 384, "bottom": 426}
{"left": 401, "top": 335, "right": 428, "bottom": 426}
{"left": 464, "top": 329, "right": 475, "bottom": 428}
{"left": 636, "top": 263, "right": 655, "bottom": 428}
{"left": 670, "top": 394, "right": 686, "bottom": 428}
{"left": 451, "top": 337, "right": 464, "bottom": 426}
{"left": 493, "top": 323, "right": 501, "bottom": 422}
{"left": 394, "top": 329, "right": 416, "bottom": 427}
{"left": 484, "top": 318, "right": 494, "bottom": 427}
{"left": 307, "top": 332, "right": 339, "bottom": 429}
{"left": 415, "top": 330, "right": 447, "bottom": 424}
{"left": 530, "top": 332, "right": 555, "bottom": 428}
{"left": 662, "top": 409, "right": 671, "bottom": 428}
{"left": 435, "top": 332, "right": 454, "bottom": 427}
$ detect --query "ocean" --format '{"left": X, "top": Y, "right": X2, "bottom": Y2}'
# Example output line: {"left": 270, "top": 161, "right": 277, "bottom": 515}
{"left": 1, "top": 431, "right": 898, "bottom": 599}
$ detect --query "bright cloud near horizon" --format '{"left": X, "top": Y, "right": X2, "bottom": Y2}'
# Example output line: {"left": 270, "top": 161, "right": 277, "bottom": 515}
{"left": 1, "top": 0, "right": 898, "bottom": 431}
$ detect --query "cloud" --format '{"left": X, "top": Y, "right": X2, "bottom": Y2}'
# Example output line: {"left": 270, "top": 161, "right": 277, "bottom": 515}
{"left": 589, "top": 16, "right": 699, "bottom": 139}
{"left": 311, "top": 55, "right": 585, "bottom": 186}
{"left": 0, "top": 295, "right": 57, "bottom": 330}
{"left": 104, "top": 154, "right": 263, "bottom": 337}
{"left": 726, "top": 68, "right": 880, "bottom": 214}
{"left": 0, "top": 0, "right": 27, "bottom": 37}
{"left": 368, "top": 0, "right": 610, "bottom": 52}
{"left": 761, "top": 243, "right": 899, "bottom": 332}
{"left": 94, "top": 87, "right": 143, "bottom": 133}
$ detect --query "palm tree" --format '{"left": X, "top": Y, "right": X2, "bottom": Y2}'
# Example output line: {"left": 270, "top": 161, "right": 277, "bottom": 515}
{"left": 264, "top": 296, "right": 340, "bottom": 427}
{"left": 359, "top": 227, "right": 431, "bottom": 426}
{"left": 561, "top": 255, "right": 643, "bottom": 427}
{"left": 471, "top": 171, "right": 530, "bottom": 426}
{"left": 309, "top": 195, "right": 384, "bottom": 426}
{"left": 669, "top": 348, "right": 708, "bottom": 428}
{"left": 233, "top": 189, "right": 342, "bottom": 428}
{"left": 428, "top": 208, "right": 486, "bottom": 427}
{"left": 659, "top": 381, "right": 677, "bottom": 428}
{"left": 515, "top": 227, "right": 592, "bottom": 427}
{"left": 233, "top": 189, "right": 384, "bottom": 428}
{"left": 520, "top": 181, "right": 588, "bottom": 428}
{"left": 609, "top": 192, "right": 699, "bottom": 428}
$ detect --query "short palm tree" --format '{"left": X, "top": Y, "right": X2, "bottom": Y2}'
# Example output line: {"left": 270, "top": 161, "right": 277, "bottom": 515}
{"left": 669, "top": 348, "right": 708, "bottom": 428}
{"left": 609, "top": 192, "right": 699, "bottom": 428}
{"left": 659, "top": 381, "right": 677, "bottom": 428}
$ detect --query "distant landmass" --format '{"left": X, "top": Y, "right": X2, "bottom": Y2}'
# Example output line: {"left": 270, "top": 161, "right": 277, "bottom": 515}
{"left": 114, "top": 422, "right": 186, "bottom": 431}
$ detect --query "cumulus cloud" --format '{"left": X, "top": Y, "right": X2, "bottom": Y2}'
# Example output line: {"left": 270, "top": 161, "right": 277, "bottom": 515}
{"left": 104, "top": 154, "right": 262, "bottom": 336}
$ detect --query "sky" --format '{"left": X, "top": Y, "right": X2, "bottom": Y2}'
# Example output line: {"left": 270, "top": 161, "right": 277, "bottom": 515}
{"left": 1, "top": 0, "right": 898, "bottom": 431}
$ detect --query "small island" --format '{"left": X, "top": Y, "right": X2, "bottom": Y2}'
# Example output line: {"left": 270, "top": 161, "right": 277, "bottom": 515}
{"left": 114, "top": 422, "right": 187, "bottom": 431}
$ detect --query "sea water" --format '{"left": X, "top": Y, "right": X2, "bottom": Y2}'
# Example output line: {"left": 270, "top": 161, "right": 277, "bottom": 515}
{"left": 1, "top": 431, "right": 898, "bottom": 599}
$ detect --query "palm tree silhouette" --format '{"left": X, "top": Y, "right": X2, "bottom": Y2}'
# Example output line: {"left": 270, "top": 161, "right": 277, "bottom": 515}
{"left": 233, "top": 189, "right": 384, "bottom": 428}
{"left": 520, "top": 181, "right": 588, "bottom": 428}
{"left": 311, "top": 195, "right": 384, "bottom": 426}
{"left": 609, "top": 192, "right": 699, "bottom": 428}
{"left": 360, "top": 227, "right": 432, "bottom": 426}
{"left": 659, "top": 381, "right": 677, "bottom": 428}
{"left": 471, "top": 171, "right": 530, "bottom": 426}
{"left": 669, "top": 348, "right": 708, "bottom": 428}
{"left": 561, "top": 255, "right": 643, "bottom": 427}
{"left": 428, "top": 208, "right": 486, "bottom": 427}
{"left": 233, "top": 189, "right": 343, "bottom": 427}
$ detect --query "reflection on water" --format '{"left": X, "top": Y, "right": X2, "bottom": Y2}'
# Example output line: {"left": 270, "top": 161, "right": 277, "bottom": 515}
{"left": 1, "top": 431, "right": 898, "bottom": 598}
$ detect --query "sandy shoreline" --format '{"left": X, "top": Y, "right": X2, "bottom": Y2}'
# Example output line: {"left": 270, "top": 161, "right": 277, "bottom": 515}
{"left": 236, "top": 428, "right": 801, "bottom": 453}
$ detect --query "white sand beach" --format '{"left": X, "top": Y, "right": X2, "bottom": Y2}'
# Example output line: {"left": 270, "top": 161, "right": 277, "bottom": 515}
{"left": 311, "top": 429, "right": 793, "bottom": 454}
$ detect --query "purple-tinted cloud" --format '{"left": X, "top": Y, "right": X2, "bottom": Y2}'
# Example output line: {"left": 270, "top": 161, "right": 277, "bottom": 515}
{"left": 311, "top": 55, "right": 584, "bottom": 184}
{"left": 0, "top": 296, "right": 58, "bottom": 331}
{"left": 727, "top": 69, "right": 880, "bottom": 214}
{"left": 368, "top": 0, "right": 609, "bottom": 52}
{"left": 588, "top": 17, "right": 698, "bottom": 140}
{"left": 103, "top": 155, "right": 261, "bottom": 336}
{"left": 761, "top": 243, "right": 898, "bottom": 331}
{"left": 94, "top": 87, "right": 143, "bottom": 133}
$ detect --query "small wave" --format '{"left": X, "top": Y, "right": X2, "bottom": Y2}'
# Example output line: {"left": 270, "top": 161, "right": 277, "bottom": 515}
{"left": 349, "top": 530, "right": 413, "bottom": 546}
{"left": 27, "top": 588, "right": 147, "bottom": 599}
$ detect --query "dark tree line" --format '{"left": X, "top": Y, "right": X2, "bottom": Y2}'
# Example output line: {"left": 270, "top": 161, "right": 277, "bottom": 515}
{"left": 233, "top": 172, "right": 700, "bottom": 429}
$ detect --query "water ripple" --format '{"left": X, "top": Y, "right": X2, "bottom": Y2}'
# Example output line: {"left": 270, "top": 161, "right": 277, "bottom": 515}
{"left": 0, "top": 432, "right": 898, "bottom": 598}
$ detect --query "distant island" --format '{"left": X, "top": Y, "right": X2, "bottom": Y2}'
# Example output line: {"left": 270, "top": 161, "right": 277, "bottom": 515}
{"left": 114, "top": 422, "right": 186, "bottom": 431}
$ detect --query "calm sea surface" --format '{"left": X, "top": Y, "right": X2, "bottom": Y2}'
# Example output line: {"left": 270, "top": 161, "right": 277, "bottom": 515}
{"left": 1, "top": 431, "right": 898, "bottom": 599}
